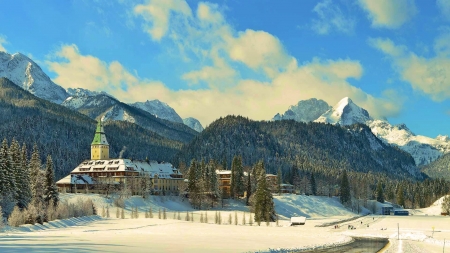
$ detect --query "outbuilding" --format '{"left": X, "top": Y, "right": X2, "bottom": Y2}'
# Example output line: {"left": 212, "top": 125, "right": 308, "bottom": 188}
{"left": 290, "top": 216, "right": 306, "bottom": 225}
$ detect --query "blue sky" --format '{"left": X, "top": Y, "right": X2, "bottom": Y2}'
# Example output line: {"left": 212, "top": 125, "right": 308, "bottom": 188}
{"left": 0, "top": 0, "right": 450, "bottom": 138}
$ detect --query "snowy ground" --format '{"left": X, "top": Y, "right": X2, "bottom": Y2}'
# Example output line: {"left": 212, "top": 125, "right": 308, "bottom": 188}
{"left": 0, "top": 194, "right": 449, "bottom": 252}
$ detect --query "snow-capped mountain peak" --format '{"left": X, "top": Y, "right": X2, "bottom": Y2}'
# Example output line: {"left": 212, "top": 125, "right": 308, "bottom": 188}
{"left": 272, "top": 98, "right": 331, "bottom": 122}
{"left": 436, "top": 135, "right": 450, "bottom": 142}
{"left": 0, "top": 51, "right": 68, "bottom": 103}
{"left": 66, "top": 87, "right": 110, "bottom": 98}
{"left": 130, "top": 99, "right": 184, "bottom": 124}
{"left": 315, "top": 97, "right": 372, "bottom": 125}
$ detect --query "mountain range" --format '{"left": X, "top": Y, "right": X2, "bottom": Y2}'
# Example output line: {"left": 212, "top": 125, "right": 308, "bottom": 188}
{"left": 1, "top": 50, "right": 448, "bottom": 180}
{"left": 273, "top": 97, "right": 450, "bottom": 166}
{"left": 0, "top": 51, "right": 203, "bottom": 134}
{"left": 61, "top": 93, "right": 197, "bottom": 143}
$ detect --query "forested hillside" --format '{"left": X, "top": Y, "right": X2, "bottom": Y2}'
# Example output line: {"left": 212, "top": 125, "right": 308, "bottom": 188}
{"left": 0, "top": 77, "right": 183, "bottom": 180}
{"left": 174, "top": 115, "right": 422, "bottom": 180}
{"left": 421, "top": 153, "right": 450, "bottom": 180}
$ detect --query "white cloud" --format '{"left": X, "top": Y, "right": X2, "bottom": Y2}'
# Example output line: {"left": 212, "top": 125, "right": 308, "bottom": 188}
{"left": 197, "top": 2, "right": 223, "bottom": 24}
{"left": 0, "top": 35, "right": 7, "bottom": 52}
{"left": 133, "top": 0, "right": 192, "bottom": 41}
{"left": 47, "top": 44, "right": 400, "bottom": 125}
{"left": 46, "top": 44, "right": 138, "bottom": 93}
{"left": 359, "top": 0, "right": 417, "bottom": 29}
{"left": 370, "top": 36, "right": 450, "bottom": 101}
{"left": 47, "top": 1, "right": 403, "bottom": 126}
{"left": 227, "top": 29, "right": 295, "bottom": 78}
{"left": 311, "top": 0, "right": 356, "bottom": 35}
{"left": 437, "top": 0, "right": 450, "bottom": 20}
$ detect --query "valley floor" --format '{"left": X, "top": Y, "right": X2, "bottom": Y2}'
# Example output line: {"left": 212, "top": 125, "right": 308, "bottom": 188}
{"left": 0, "top": 194, "right": 449, "bottom": 252}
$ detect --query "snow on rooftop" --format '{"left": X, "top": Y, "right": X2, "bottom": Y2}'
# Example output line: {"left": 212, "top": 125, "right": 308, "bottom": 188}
{"left": 70, "top": 159, "right": 181, "bottom": 179}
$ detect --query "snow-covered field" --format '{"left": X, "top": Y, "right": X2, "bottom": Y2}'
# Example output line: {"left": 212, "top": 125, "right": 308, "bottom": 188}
{"left": 1, "top": 194, "right": 449, "bottom": 252}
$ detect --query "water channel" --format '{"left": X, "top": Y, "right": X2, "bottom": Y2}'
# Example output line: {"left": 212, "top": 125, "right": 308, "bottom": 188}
{"left": 299, "top": 237, "right": 389, "bottom": 253}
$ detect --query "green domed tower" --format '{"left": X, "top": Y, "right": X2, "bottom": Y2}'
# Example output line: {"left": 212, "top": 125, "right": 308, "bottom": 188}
{"left": 91, "top": 120, "right": 109, "bottom": 160}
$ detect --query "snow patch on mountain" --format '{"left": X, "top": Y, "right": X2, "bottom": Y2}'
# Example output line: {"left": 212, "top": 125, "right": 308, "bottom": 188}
{"left": 183, "top": 117, "right": 204, "bottom": 132}
{"left": 66, "top": 87, "right": 104, "bottom": 97}
{"left": 369, "top": 120, "right": 450, "bottom": 166}
{"left": 62, "top": 96, "right": 90, "bottom": 110}
{"left": 0, "top": 52, "right": 68, "bottom": 103}
{"left": 273, "top": 98, "right": 331, "bottom": 122}
{"left": 131, "top": 100, "right": 183, "bottom": 124}
{"left": 313, "top": 97, "right": 450, "bottom": 166}
{"left": 101, "top": 105, "right": 136, "bottom": 123}
{"left": 315, "top": 97, "right": 372, "bottom": 125}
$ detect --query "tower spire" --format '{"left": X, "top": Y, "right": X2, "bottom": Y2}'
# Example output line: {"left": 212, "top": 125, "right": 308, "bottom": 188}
{"left": 91, "top": 120, "right": 109, "bottom": 160}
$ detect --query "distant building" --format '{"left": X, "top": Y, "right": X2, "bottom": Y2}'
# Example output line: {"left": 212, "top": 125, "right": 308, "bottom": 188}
{"left": 265, "top": 174, "right": 278, "bottom": 192}
{"left": 216, "top": 170, "right": 231, "bottom": 198}
{"left": 280, "top": 183, "right": 294, "bottom": 194}
{"left": 56, "top": 121, "right": 183, "bottom": 195}
{"left": 380, "top": 203, "right": 394, "bottom": 215}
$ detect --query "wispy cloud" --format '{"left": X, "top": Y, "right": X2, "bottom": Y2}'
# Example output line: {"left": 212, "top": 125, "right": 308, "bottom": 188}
{"left": 359, "top": 0, "right": 417, "bottom": 29}
{"left": 0, "top": 35, "right": 8, "bottom": 52}
{"left": 133, "top": 0, "right": 192, "bottom": 41}
{"left": 311, "top": 0, "right": 356, "bottom": 35}
{"left": 437, "top": 0, "right": 450, "bottom": 21}
{"left": 369, "top": 33, "right": 450, "bottom": 101}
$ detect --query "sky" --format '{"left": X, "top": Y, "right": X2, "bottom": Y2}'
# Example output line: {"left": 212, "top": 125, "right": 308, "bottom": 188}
{"left": 0, "top": 0, "right": 450, "bottom": 138}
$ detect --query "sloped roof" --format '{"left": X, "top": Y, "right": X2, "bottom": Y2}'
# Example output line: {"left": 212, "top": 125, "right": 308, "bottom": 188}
{"left": 91, "top": 121, "right": 109, "bottom": 145}
{"left": 70, "top": 159, "right": 182, "bottom": 179}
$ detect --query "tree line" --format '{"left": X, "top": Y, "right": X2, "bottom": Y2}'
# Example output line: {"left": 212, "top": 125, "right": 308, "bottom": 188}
{"left": 185, "top": 156, "right": 275, "bottom": 223}
{"left": 0, "top": 138, "right": 59, "bottom": 226}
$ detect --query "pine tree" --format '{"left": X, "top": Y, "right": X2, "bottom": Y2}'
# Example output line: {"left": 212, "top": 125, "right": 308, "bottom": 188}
{"left": 311, "top": 173, "right": 317, "bottom": 196}
{"left": 230, "top": 156, "right": 237, "bottom": 198}
{"left": 187, "top": 159, "right": 200, "bottom": 209}
{"left": 44, "top": 155, "right": 58, "bottom": 207}
{"left": 29, "top": 144, "right": 44, "bottom": 205}
{"left": 246, "top": 169, "right": 252, "bottom": 206}
{"left": 376, "top": 181, "right": 384, "bottom": 203}
{"left": 396, "top": 185, "right": 405, "bottom": 207}
{"left": 20, "top": 143, "right": 31, "bottom": 207}
{"left": 0, "top": 139, "right": 16, "bottom": 199}
{"left": 9, "top": 139, "right": 23, "bottom": 206}
{"left": 209, "top": 160, "right": 220, "bottom": 208}
{"left": 254, "top": 161, "right": 275, "bottom": 223}
{"left": 235, "top": 156, "right": 245, "bottom": 197}
{"left": 340, "top": 170, "right": 351, "bottom": 206}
